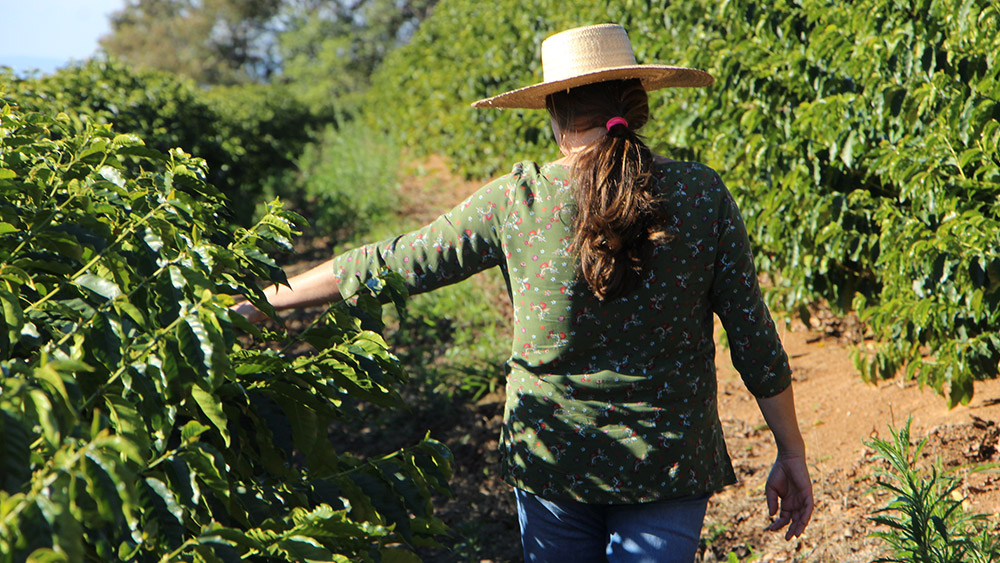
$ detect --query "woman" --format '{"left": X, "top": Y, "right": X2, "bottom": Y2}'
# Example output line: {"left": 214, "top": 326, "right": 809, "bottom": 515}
{"left": 233, "top": 23, "right": 812, "bottom": 563}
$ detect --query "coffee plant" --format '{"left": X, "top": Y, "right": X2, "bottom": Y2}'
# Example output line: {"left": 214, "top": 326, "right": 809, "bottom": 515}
{"left": 0, "top": 97, "right": 450, "bottom": 561}
{"left": 3, "top": 60, "right": 324, "bottom": 223}
{"left": 369, "top": 0, "right": 1000, "bottom": 405}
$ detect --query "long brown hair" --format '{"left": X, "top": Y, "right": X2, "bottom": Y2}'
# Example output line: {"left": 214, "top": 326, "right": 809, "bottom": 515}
{"left": 546, "top": 79, "right": 673, "bottom": 301}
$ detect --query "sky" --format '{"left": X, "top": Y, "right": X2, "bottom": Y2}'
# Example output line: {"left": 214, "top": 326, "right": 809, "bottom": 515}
{"left": 0, "top": 0, "right": 127, "bottom": 75}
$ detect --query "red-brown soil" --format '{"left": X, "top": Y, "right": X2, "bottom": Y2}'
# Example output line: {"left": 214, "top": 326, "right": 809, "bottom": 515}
{"left": 706, "top": 323, "right": 1000, "bottom": 562}
{"left": 287, "top": 156, "right": 1000, "bottom": 562}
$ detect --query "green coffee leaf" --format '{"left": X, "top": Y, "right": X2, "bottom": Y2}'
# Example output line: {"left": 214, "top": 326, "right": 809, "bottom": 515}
{"left": 274, "top": 535, "right": 335, "bottom": 561}
{"left": 139, "top": 476, "right": 186, "bottom": 545}
{"left": 1, "top": 287, "right": 24, "bottom": 356}
{"left": 75, "top": 273, "right": 122, "bottom": 300}
{"left": 105, "top": 394, "right": 151, "bottom": 458}
{"left": 181, "top": 420, "right": 212, "bottom": 444}
{"left": 191, "top": 384, "right": 230, "bottom": 447}
{"left": 0, "top": 411, "right": 32, "bottom": 493}
{"left": 28, "top": 389, "right": 60, "bottom": 447}
{"left": 111, "top": 134, "right": 144, "bottom": 148}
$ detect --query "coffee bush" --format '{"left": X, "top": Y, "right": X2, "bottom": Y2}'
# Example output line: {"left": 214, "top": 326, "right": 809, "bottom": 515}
{"left": 0, "top": 97, "right": 449, "bottom": 562}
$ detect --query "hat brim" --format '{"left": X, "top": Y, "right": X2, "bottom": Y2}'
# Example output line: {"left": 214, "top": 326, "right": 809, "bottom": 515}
{"left": 471, "top": 65, "right": 714, "bottom": 109}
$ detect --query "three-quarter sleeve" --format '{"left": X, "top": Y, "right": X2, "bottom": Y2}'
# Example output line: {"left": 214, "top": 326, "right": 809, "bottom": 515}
{"left": 330, "top": 172, "right": 514, "bottom": 299}
{"left": 710, "top": 181, "right": 792, "bottom": 398}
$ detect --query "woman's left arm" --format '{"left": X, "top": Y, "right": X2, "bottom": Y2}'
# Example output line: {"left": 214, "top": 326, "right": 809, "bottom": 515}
{"left": 700, "top": 168, "right": 812, "bottom": 538}
{"left": 756, "top": 385, "right": 814, "bottom": 540}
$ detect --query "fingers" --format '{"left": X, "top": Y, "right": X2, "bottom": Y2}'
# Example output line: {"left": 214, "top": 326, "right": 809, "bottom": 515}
{"left": 765, "top": 507, "right": 800, "bottom": 539}
{"left": 230, "top": 300, "right": 265, "bottom": 324}
{"left": 787, "top": 495, "right": 814, "bottom": 539}
{"left": 785, "top": 518, "right": 805, "bottom": 539}
{"left": 765, "top": 462, "right": 785, "bottom": 517}
{"left": 766, "top": 510, "right": 790, "bottom": 533}
{"left": 769, "top": 495, "right": 813, "bottom": 540}
{"left": 788, "top": 473, "right": 815, "bottom": 539}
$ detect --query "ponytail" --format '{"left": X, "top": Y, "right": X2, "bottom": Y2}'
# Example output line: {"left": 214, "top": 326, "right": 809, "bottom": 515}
{"left": 546, "top": 80, "right": 674, "bottom": 301}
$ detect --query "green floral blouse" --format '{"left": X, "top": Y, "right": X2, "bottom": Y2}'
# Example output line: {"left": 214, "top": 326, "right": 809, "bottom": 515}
{"left": 332, "top": 160, "right": 791, "bottom": 504}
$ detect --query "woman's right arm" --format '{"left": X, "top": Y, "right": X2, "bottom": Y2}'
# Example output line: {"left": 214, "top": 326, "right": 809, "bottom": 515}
{"left": 233, "top": 167, "right": 521, "bottom": 324}
{"left": 230, "top": 258, "right": 343, "bottom": 323}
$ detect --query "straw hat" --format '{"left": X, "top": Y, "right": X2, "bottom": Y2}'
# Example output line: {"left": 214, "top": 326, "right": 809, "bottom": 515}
{"left": 471, "top": 24, "right": 713, "bottom": 109}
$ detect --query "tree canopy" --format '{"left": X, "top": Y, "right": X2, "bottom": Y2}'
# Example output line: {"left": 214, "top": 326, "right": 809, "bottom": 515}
{"left": 100, "top": 0, "right": 283, "bottom": 84}
{"left": 99, "top": 0, "right": 437, "bottom": 97}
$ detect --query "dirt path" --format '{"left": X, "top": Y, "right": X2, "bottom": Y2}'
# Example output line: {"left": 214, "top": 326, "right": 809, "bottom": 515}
{"left": 708, "top": 321, "right": 1000, "bottom": 562}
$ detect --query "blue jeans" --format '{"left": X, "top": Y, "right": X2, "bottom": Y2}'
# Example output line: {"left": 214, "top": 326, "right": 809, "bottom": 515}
{"left": 515, "top": 489, "right": 710, "bottom": 563}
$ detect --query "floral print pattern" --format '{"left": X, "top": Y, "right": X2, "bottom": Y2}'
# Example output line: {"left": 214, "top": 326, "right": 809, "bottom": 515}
{"left": 332, "top": 160, "right": 791, "bottom": 504}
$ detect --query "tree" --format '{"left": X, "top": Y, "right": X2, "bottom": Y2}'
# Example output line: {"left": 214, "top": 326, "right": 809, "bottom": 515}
{"left": 99, "top": 0, "right": 283, "bottom": 85}
{"left": 99, "top": 0, "right": 439, "bottom": 97}
{"left": 274, "top": 0, "right": 439, "bottom": 108}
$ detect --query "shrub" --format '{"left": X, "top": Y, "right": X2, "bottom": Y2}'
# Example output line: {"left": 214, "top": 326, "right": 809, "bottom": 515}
{"left": 3, "top": 60, "right": 324, "bottom": 222}
{"left": 293, "top": 120, "right": 402, "bottom": 237}
{"left": 200, "top": 81, "right": 331, "bottom": 218}
{"left": 368, "top": 0, "right": 1000, "bottom": 404}
{"left": 0, "top": 98, "right": 450, "bottom": 561}
{"left": 866, "top": 420, "right": 1000, "bottom": 562}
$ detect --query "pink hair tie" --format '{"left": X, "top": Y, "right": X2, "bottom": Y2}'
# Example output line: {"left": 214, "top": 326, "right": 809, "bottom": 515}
{"left": 605, "top": 117, "right": 628, "bottom": 131}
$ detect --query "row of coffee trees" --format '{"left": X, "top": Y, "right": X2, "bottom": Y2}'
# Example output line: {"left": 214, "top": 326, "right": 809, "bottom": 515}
{"left": 0, "top": 94, "right": 453, "bottom": 560}
{"left": 1, "top": 1, "right": 451, "bottom": 560}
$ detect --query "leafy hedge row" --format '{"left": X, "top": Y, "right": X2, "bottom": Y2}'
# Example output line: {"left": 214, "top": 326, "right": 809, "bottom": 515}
{"left": 3, "top": 60, "right": 324, "bottom": 222}
{"left": 0, "top": 97, "right": 449, "bottom": 560}
{"left": 369, "top": 0, "right": 1000, "bottom": 405}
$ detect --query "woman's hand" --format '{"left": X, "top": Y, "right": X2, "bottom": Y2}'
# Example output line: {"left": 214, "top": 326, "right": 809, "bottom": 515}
{"left": 764, "top": 454, "right": 813, "bottom": 540}
{"left": 229, "top": 300, "right": 266, "bottom": 324}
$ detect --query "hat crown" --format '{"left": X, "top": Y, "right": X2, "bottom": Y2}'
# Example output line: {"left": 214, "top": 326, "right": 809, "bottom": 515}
{"left": 541, "top": 24, "right": 638, "bottom": 82}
